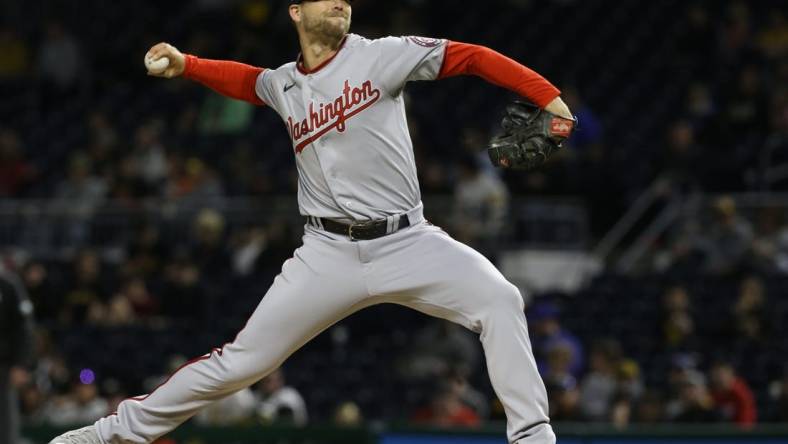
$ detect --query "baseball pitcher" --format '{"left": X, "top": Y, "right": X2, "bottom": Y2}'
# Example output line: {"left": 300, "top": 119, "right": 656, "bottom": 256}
{"left": 51, "top": 1, "right": 574, "bottom": 443}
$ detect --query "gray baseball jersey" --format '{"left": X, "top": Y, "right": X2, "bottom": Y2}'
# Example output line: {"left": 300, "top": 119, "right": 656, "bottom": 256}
{"left": 255, "top": 34, "right": 447, "bottom": 221}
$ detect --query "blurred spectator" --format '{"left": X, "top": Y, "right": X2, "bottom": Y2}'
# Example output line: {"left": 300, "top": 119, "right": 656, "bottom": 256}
{"left": 723, "top": 276, "right": 772, "bottom": 350}
{"left": 165, "top": 155, "right": 224, "bottom": 201}
{"left": 720, "top": 65, "right": 768, "bottom": 141}
{"left": 188, "top": 208, "right": 231, "bottom": 280}
{"left": 578, "top": 339, "right": 621, "bottom": 421}
{"left": 665, "top": 352, "right": 705, "bottom": 419}
{"left": 633, "top": 390, "right": 665, "bottom": 424}
{"left": 398, "top": 319, "right": 481, "bottom": 381}
{"left": 452, "top": 155, "right": 509, "bottom": 252}
{"left": 672, "top": 372, "right": 718, "bottom": 423}
{"left": 675, "top": 2, "right": 716, "bottom": 73}
{"left": 658, "top": 120, "right": 702, "bottom": 189}
{"left": 768, "top": 371, "right": 788, "bottom": 422}
{"left": 529, "top": 301, "right": 584, "bottom": 379}
{"left": 124, "top": 223, "right": 169, "bottom": 280}
{"left": 333, "top": 401, "right": 363, "bottom": 427}
{"left": 699, "top": 196, "right": 754, "bottom": 275}
{"left": 617, "top": 359, "right": 644, "bottom": 401}
{"left": 224, "top": 141, "right": 272, "bottom": 196}
{"left": 71, "top": 382, "right": 109, "bottom": 422}
{"left": 29, "top": 332, "right": 71, "bottom": 398}
{"left": 610, "top": 358, "right": 646, "bottom": 427}
{"left": 749, "top": 207, "right": 788, "bottom": 273}
{"left": 42, "top": 382, "right": 108, "bottom": 425}
{"left": 131, "top": 120, "right": 169, "bottom": 191}
{"left": 86, "top": 112, "right": 118, "bottom": 155}
{"left": 54, "top": 152, "right": 109, "bottom": 214}
{"left": 195, "top": 388, "right": 256, "bottom": 425}
{"left": 102, "top": 276, "right": 158, "bottom": 324}
{"left": 445, "top": 367, "right": 489, "bottom": 419}
{"left": 411, "top": 383, "right": 481, "bottom": 428}
{"left": 85, "top": 115, "right": 119, "bottom": 183}
{"left": 231, "top": 226, "right": 268, "bottom": 276}
{"left": 21, "top": 261, "right": 59, "bottom": 323}
{"left": 110, "top": 155, "right": 148, "bottom": 203}
{"left": 198, "top": 94, "right": 255, "bottom": 135}
{"left": 36, "top": 21, "right": 84, "bottom": 94}
{"left": 100, "top": 291, "right": 136, "bottom": 326}
{"left": 720, "top": 2, "right": 753, "bottom": 61}
{"left": 0, "top": 266, "right": 35, "bottom": 444}
{"left": 0, "top": 25, "right": 29, "bottom": 79}
{"left": 710, "top": 362, "right": 757, "bottom": 425}
{"left": 160, "top": 254, "right": 206, "bottom": 320}
{"left": 62, "top": 249, "right": 109, "bottom": 324}
{"left": 19, "top": 384, "right": 46, "bottom": 423}
{"left": 756, "top": 10, "right": 788, "bottom": 60}
{"left": 543, "top": 339, "right": 576, "bottom": 387}
{"left": 255, "top": 368, "right": 308, "bottom": 426}
{"left": 40, "top": 393, "right": 75, "bottom": 425}
{"left": 0, "top": 128, "right": 36, "bottom": 197}
{"left": 685, "top": 83, "right": 716, "bottom": 127}
{"left": 546, "top": 375, "right": 581, "bottom": 421}
{"left": 659, "top": 285, "right": 697, "bottom": 351}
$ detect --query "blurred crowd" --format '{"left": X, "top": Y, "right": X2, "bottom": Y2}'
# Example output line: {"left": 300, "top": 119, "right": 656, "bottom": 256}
{"left": 1, "top": 0, "right": 788, "bottom": 436}
{"left": 654, "top": 195, "right": 788, "bottom": 276}
{"left": 530, "top": 296, "right": 783, "bottom": 426}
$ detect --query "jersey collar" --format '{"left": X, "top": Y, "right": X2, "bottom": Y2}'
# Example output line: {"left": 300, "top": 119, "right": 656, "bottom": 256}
{"left": 296, "top": 34, "right": 350, "bottom": 75}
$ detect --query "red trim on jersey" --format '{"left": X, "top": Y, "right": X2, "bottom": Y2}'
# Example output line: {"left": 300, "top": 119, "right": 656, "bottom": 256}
{"left": 437, "top": 41, "right": 560, "bottom": 108}
{"left": 183, "top": 55, "right": 265, "bottom": 106}
{"left": 296, "top": 35, "right": 349, "bottom": 74}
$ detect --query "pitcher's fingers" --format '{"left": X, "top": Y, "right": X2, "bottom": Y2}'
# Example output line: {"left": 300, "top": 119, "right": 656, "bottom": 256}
{"left": 148, "top": 43, "right": 171, "bottom": 59}
{"left": 151, "top": 42, "right": 170, "bottom": 53}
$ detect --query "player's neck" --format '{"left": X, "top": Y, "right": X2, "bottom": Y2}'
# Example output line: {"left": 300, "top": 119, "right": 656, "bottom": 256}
{"left": 299, "top": 33, "right": 345, "bottom": 71}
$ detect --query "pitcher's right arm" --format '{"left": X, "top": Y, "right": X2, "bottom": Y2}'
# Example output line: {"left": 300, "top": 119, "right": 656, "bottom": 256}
{"left": 145, "top": 42, "right": 265, "bottom": 106}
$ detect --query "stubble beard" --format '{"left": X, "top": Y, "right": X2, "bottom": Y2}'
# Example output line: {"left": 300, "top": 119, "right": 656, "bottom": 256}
{"left": 303, "top": 13, "right": 351, "bottom": 45}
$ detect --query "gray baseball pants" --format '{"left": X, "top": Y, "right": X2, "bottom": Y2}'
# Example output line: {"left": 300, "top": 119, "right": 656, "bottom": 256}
{"left": 95, "top": 216, "right": 555, "bottom": 444}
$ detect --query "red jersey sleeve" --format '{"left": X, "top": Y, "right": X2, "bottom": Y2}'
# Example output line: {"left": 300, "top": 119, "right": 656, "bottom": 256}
{"left": 437, "top": 41, "right": 560, "bottom": 108}
{"left": 183, "top": 55, "right": 265, "bottom": 106}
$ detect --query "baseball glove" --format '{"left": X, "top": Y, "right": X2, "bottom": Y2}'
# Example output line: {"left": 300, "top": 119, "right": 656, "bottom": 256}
{"left": 488, "top": 100, "right": 576, "bottom": 170}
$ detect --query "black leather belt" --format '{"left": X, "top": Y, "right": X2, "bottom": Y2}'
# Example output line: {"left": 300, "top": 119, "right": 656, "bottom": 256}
{"left": 308, "top": 215, "right": 410, "bottom": 241}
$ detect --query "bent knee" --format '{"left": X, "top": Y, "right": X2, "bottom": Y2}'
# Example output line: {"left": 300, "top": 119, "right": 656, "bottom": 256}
{"left": 474, "top": 278, "right": 524, "bottom": 315}
{"left": 494, "top": 281, "right": 525, "bottom": 312}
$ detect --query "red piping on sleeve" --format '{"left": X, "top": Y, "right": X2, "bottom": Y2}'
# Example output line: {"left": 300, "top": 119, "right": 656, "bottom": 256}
{"left": 183, "top": 54, "right": 265, "bottom": 106}
{"left": 437, "top": 41, "right": 560, "bottom": 108}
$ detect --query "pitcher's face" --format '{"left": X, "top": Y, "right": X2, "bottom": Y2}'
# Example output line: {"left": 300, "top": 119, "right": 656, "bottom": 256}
{"left": 293, "top": 0, "right": 352, "bottom": 41}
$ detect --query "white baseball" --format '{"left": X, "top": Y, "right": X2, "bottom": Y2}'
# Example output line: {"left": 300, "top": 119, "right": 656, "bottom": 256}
{"left": 145, "top": 53, "right": 170, "bottom": 73}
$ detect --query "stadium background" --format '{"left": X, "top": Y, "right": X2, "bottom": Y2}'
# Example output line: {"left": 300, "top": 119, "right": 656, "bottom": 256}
{"left": 1, "top": 0, "right": 788, "bottom": 442}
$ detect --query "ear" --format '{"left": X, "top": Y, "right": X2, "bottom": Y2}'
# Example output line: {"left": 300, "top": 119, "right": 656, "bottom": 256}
{"left": 289, "top": 4, "right": 301, "bottom": 24}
